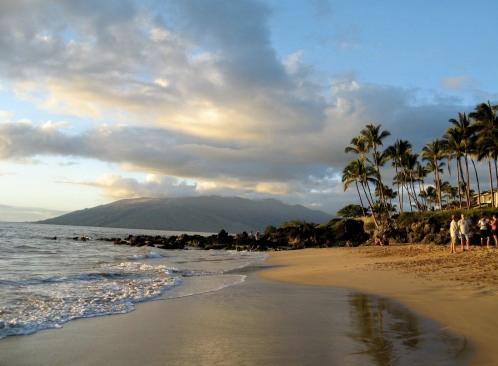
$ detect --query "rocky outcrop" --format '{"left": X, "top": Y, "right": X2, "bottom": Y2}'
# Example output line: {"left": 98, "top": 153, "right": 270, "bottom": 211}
{"left": 94, "top": 218, "right": 369, "bottom": 251}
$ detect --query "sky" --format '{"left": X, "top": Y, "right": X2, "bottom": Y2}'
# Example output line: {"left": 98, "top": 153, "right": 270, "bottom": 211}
{"left": 0, "top": 0, "right": 497, "bottom": 219}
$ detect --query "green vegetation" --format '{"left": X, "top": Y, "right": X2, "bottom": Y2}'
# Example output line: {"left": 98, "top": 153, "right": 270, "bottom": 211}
{"left": 337, "top": 204, "right": 367, "bottom": 218}
{"left": 342, "top": 101, "right": 498, "bottom": 230}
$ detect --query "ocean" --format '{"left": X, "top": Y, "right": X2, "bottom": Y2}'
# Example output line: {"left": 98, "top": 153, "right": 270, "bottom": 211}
{"left": 0, "top": 222, "right": 266, "bottom": 339}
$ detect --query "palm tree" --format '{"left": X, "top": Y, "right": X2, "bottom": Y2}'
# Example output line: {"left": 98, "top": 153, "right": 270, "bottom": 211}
{"left": 469, "top": 141, "right": 482, "bottom": 208}
{"left": 471, "top": 101, "right": 498, "bottom": 207}
{"left": 448, "top": 112, "right": 475, "bottom": 208}
{"left": 423, "top": 186, "right": 438, "bottom": 210}
{"left": 342, "top": 160, "right": 366, "bottom": 215}
{"left": 345, "top": 136, "right": 376, "bottom": 205}
{"left": 345, "top": 136, "right": 369, "bottom": 162}
{"left": 342, "top": 160, "right": 378, "bottom": 226}
{"left": 442, "top": 131, "right": 464, "bottom": 208}
{"left": 360, "top": 124, "right": 391, "bottom": 210}
{"left": 422, "top": 140, "right": 446, "bottom": 210}
{"left": 402, "top": 152, "right": 423, "bottom": 210}
{"left": 414, "top": 162, "right": 428, "bottom": 210}
{"left": 385, "top": 139, "right": 411, "bottom": 213}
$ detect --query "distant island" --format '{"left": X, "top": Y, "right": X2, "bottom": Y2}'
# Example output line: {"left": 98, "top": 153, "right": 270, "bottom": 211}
{"left": 38, "top": 196, "right": 331, "bottom": 233}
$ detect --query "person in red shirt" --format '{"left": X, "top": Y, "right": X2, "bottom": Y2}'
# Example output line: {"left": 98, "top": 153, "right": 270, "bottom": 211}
{"left": 491, "top": 215, "right": 498, "bottom": 248}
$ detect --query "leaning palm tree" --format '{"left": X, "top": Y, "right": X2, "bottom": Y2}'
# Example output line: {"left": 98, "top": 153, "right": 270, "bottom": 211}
{"left": 342, "top": 160, "right": 378, "bottom": 226}
{"left": 359, "top": 124, "right": 391, "bottom": 209}
{"left": 422, "top": 140, "right": 446, "bottom": 210}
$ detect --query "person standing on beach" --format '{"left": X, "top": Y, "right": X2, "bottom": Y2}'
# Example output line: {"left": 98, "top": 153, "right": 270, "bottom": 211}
{"left": 449, "top": 215, "right": 459, "bottom": 254}
{"left": 458, "top": 214, "right": 471, "bottom": 251}
{"left": 478, "top": 214, "right": 491, "bottom": 248}
{"left": 491, "top": 215, "right": 498, "bottom": 248}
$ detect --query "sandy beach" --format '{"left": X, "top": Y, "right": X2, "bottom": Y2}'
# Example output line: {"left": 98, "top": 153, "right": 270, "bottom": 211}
{"left": 261, "top": 245, "right": 498, "bottom": 366}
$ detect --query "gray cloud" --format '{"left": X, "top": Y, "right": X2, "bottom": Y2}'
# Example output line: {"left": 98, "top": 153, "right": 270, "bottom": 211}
{"left": 59, "top": 174, "right": 197, "bottom": 200}
{"left": 0, "top": 80, "right": 469, "bottom": 187}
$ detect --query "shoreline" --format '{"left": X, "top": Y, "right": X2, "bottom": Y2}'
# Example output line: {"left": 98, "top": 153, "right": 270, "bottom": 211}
{"left": 259, "top": 245, "right": 498, "bottom": 366}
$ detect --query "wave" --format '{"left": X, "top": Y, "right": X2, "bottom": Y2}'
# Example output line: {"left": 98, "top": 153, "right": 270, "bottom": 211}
{"left": 128, "top": 251, "right": 163, "bottom": 260}
{"left": 0, "top": 261, "right": 178, "bottom": 339}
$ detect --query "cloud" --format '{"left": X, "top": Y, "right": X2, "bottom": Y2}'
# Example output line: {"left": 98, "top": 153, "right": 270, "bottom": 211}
{"left": 0, "top": 0, "right": 479, "bottom": 213}
{"left": 59, "top": 174, "right": 197, "bottom": 200}
{"left": 0, "top": 78, "right": 469, "bottom": 205}
{"left": 0, "top": 0, "right": 326, "bottom": 141}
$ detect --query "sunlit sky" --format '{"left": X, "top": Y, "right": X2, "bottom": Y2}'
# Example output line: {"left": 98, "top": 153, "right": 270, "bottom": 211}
{"left": 0, "top": 0, "right": 497, "bottom": 219}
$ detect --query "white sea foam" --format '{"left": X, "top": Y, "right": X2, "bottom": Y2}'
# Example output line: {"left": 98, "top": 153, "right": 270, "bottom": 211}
{"left": 0, "top": 260, "right": 177, "bottom": 339}
{"left": 128, "top": 251, "right": 163, "bottom": 260}
{"left": 0, "top": 222, "right": 268, "bottom": 340}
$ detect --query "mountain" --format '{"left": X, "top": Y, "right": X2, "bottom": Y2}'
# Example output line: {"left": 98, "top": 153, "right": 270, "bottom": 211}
{"left": 38, "top": 196, "right": 331, "bottom": 233}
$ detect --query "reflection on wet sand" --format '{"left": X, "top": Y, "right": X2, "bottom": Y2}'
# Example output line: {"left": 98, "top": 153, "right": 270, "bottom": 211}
{"left": 349, "top": 293, "right": 468, "bottom": 366}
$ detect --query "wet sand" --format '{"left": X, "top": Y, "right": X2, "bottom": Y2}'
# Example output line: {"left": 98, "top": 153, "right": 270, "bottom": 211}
{"left": 260, "top": 246, "right": 498, "bottom": 366}
{"left": 0, "top": 269, "right": 469, "bottom": 366}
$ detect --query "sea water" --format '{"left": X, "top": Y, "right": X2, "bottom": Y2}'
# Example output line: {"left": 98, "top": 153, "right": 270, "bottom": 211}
{"left": 0, "top": 222, "right": 266, "bottom": 339}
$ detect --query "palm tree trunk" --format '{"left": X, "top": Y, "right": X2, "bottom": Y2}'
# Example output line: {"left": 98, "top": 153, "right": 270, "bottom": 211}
{"left": 494, "top": 157, "right": 498, "bottom": 202}
{"left": 489, "top": 159, "right": 496, "bottom": 208}
{"left": 464, "top": 154, "right": 471, "bottom": 208}
{"left": 456, "top": 158, "right": 463, "bottom": 208}
{"left": 400, "top": 177, "right": 404, "bottom": 212}
{"left": 355, "top": 181, "right": 366, "bottom": 215}
{"left": 372, "top": 147, "right": 387, "bottom": 214}
{"left": 360, "top": 182, "right": 378, "bottom": 227}
{"left": 417, "top": 180, "right": 424, "bottom": 210}
{"left": 395, "top": 165, "right": 402, "bottom": 213}
{"left": 471, "top": 158, "right": 481, "bottom": 207}
{"left": 434, "top": 159, "right": 442, "bottom": 210}
{"left": 366, "top": 181, "right": 375, "bottom": 208}
{"left": 405, "top": 182, "right": 413, "bottom": 212}
{"left": 409, "top": 174, "right": 420, "bottom": 209}
{"left": 458, "top": 157, "right": 466, "bottom": 207}
{"left": 421, "top": 180, "right": 427, "bottom": 210}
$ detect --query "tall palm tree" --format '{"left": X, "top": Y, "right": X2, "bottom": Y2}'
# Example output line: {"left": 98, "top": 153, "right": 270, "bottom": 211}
{"left": 360, "top": 124, "right": 391, "bottom": 210}
{"left": 469, "top": 140, "right": 482, "bottom": 208}
{"left": 422, "top": 140, "right": 446, "bottom": 210}
{"left": 385, "top": 139, "right": 411, "bottom": 213}
{"left": 442, "top": 131, "right": 464, "bottom": 208}
{"left": 414, "top": 162, "right": 428, "bottom": 210}
{"left": 471, "top": 101, "right": 498, "bottom": 207}
{"left": 345, "top": 136, "right": 375, "bottom": 205}
{"left": 448, "top": 112, "right": 475, "bottom": 208}
{"left": 402, "top": 152, "right": 423, "bottom": 210}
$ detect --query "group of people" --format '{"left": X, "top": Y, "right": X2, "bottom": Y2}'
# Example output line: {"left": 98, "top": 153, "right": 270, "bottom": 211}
{"left": 449, "top": 214, "right": 498, "bottom": 253}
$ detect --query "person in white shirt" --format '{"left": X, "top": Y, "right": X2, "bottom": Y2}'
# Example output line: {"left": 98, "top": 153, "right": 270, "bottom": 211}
{"left": 458, "top": 214, "right": 471, "bottom": 251}
{"left": 449, "top": 214, "right": 459, "bottom": 254}
{"left": 477, "top": 214, "right": 491, "bottom": 248}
